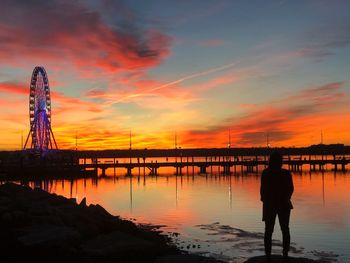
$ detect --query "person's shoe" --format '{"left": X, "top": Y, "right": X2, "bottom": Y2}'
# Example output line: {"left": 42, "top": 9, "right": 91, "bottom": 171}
{"left": 265, "top": 254, "right": 271, "bottom": 262}
{"left": 283, "top": 251, "right": 289, "bottom": 262}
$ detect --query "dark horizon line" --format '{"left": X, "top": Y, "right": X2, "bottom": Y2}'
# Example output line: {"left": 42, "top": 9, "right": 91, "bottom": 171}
{"left": 1, "top": 142, "right": 347, "bottom": 153}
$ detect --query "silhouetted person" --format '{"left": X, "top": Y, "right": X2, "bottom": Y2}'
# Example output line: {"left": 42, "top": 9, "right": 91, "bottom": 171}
{"left": 261, "top": 152, "right": 294, "bottom": 262}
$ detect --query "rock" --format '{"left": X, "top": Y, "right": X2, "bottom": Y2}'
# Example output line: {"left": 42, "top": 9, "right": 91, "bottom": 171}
{"left": 0, "top": 205, "right": 9, "bottom": 213}
{"left": 155, "top": 254, "right": 224, "bottom": 263}
{"left": 79, "top": 197, "right": 86, "bottom": 207}
{"left": 82, "top": 230, "right": 152, "bottom": 252}
{"left": 0, "top": 183, "right": 179, "bottom": 263}
{"left": 28, "top": 203, "right": 49, "bottom": 216}
{"left": 81, "top": 230, "right": 164, "bottom": 262}
{"left": 17, "top": 224, "right": 81, "bottom": 248}
{"left": 12, "top": 210, "right": 27, "bottom": 221}
{"left": 0, "top": 182, "right": 18, "bottom": 196}
{"left": 88, "top": 203, "right": 111, "bottom": 217}
{"left": 1, "top": 211, "right": 12, "bottom": 223}
{"left": 0, "top": 196, "right": 12, "bottom": 205}
{"left": 30, "top": 214, "right": 63, "bottom": 225}
{"left": 244, "top": 255, "right": 317, "bottom": 263}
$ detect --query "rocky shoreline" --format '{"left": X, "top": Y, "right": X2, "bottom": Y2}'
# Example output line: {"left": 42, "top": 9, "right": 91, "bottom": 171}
{"left": 0, "top": 183, "right": 223, "bottom": 263}
{"left": 0, "top": 183, "right": 322, "bottom": 263}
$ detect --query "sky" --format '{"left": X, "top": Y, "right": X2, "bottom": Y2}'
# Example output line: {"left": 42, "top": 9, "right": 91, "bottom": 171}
{"left": 0, "top": 0, "right": 350, "bottom": 150}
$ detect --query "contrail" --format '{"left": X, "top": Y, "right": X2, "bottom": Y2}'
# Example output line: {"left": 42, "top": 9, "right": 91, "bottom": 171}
{"left": 108, "top": 61, "right": 239, "bottom": 104}
{"left": 148, "top": 61, "right": 238, "bottom": 92}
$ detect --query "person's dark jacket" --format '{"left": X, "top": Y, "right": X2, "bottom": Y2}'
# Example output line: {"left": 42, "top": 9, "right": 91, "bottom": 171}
{"left": 260, "top": 167, "right": 294, "bottom": 220}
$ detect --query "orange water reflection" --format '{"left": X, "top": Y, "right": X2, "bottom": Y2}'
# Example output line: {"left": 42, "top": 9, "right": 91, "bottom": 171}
{"left": 33, "top": 168, "right": 350, "bottom": 261}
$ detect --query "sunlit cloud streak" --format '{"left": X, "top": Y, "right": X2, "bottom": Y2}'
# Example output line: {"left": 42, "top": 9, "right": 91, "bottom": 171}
{"left": 180, "top": 81, "right": 349, "bottom": 148}
{"left": 0, "top": 82, "right": 27, "bottom": 95}
{"left": 147, "top": 62, "right": 240, "bottom": 93}
{"left": 87, "top": 61, "right": 240, "bottom": 105}
{"left": 0, "top": 81, "right": 103, "bottom": 113}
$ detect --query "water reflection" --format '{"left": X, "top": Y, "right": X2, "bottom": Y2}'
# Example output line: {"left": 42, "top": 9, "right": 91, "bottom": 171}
{"left": 20, "top": 169, "right": 350, "bottom": 262}
{"left": 322, "top": 171, "right": 325, "bottom": 206}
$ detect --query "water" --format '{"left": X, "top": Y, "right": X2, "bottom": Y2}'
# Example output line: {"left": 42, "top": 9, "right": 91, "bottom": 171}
{"left": 29, "top": 167, "right": 350, "bottom": 262}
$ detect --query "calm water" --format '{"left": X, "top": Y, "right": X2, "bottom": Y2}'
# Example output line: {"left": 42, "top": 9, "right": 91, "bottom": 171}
{"left": 29, "top": 166, "right": 350, "bottom": 262}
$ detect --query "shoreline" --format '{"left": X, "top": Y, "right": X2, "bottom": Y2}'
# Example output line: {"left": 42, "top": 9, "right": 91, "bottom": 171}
{"left": 0, "top": 182, "right": 322, "bottom": 263}
{"left": 0, "top": 182, "right": 223, "bottom": 263}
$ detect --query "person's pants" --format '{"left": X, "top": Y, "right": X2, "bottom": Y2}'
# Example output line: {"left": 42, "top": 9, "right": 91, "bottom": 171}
{"left": 264, "top": 208, "right": 291, "bottom": 255}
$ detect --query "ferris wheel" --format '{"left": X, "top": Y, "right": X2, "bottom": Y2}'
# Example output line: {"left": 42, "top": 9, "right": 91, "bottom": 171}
{"left": 24, "top": 66, "right": 58, "bottom": 152}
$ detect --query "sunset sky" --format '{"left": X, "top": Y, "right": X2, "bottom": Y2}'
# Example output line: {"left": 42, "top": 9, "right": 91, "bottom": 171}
{"left": 1, "top": 0, "right": 350, "bottom": 150}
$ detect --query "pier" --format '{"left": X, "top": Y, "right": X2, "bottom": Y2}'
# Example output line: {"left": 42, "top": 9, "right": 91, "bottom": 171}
{"left": 1, "top": 145, "right": 350, "bottom": 178}
{"left": 76, "top": 145, "right": 350, "bottom": 176}
{"left": 79, "top": 156, "right": 350, "bottom": 176}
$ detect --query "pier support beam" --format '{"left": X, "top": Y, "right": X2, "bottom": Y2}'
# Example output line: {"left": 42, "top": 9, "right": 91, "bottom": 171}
{"left": 149, "top": 167, "right": 158, "bottom": 176}
{"left": 175, "top": 166, "right": 182, "bottom": 175}
{"left": 126, "top": 167, "right": 133, "bottom": 176}
{"left": 223, "top": 165, "right": 231, "bottom": 175}
{"left": 310, "top": 164, "right": 316, "bottom": 171}
{"left": 319, "top": 164, "right": 324, "bottom": 171}
{"left": 199, "top": 166, "right": 207, "bottom": 174}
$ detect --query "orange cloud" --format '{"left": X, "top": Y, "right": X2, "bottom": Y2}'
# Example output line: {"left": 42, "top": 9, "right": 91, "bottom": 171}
{"left": 0, "top": 82, "right": 27, "bottom": 95}
{"left": 2, "top": 76, "right": 349, "bottom": 150}
{"left": 180, "top": 81, "right": 350, "bottom": 148}
{"left": 0, "top": 81, "right": 103, "bottom": 114}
